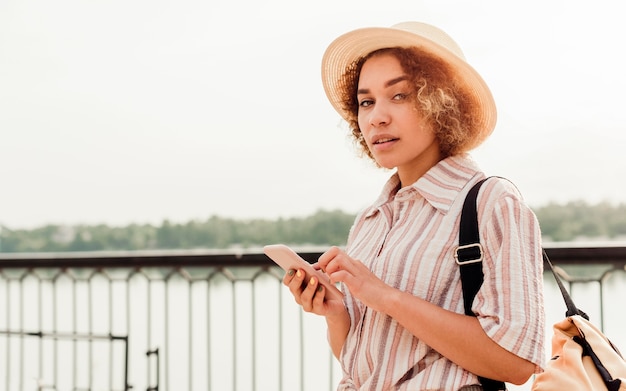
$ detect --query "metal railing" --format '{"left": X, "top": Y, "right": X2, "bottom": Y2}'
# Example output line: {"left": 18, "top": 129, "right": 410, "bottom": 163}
{"left": 1, "top": 244, "right": 625, "bottom": 391}
{"left": 0, "top": 330, "right": 129, "bottom": 390}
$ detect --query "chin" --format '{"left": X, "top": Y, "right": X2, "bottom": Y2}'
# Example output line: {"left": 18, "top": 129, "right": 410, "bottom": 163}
{"left": 373, "top": 158, "right": 395, "bottom": 169}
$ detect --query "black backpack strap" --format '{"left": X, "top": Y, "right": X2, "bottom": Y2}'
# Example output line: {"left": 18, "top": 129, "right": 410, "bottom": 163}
{"left": 456, "top": 177, "right": 506, "bottom": 391}
{"left": 542, "top": 249, "right": 588, "bottom": 319}
{"left": 457, "top": 178, "right": 488, "bottom": 315}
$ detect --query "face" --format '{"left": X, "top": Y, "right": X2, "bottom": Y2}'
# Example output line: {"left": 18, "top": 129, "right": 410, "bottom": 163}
{"left": 357, "top": 53, "right": 442, "bottom": 186}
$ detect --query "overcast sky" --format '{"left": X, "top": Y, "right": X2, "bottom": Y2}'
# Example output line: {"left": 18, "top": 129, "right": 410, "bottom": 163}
{"left": 1, "top": 0, "right": 625, "bottom": 229}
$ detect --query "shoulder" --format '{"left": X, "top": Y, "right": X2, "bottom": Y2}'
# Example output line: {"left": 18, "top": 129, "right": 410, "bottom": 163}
{"left": 476, "top": 177, "right": 539, "bottom": 230}
{"left": 477, "top": 176, "right": 526, "bottom": 205}
{"left": 457, "top": 176, "right": 525, "bottom": 215}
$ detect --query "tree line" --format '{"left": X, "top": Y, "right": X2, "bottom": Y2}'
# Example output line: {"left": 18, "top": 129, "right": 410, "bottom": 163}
{"left": 0, "top": 209, "right": 355, "bottom": 253}
{"left": 1, "top": 201, "right": 626, "bottom": 253}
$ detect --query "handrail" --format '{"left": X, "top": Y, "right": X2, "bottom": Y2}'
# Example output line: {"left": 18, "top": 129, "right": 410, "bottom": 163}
{"left": 0, "top": 247, "right": 322, "bottom": 268}
{"left": 0, "top": 243, "right": 625, "bottom": 268}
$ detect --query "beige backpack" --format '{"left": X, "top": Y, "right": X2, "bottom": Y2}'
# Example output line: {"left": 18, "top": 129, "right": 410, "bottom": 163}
{"left": 532, "top": 251, "right": 626, "bottom": 391}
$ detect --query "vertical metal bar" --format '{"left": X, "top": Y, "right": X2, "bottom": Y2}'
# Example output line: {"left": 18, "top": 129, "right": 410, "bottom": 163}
{"left": 299, "top": 306, "right": 304, "bottom": 391}
{"left": 4, "top": 276, "right": 9, "bottom": 391}
{"left": 165, "top": 278, "right": 170, "bottom": 391}
{"left": 124, "top": 336, "right": 130, "bottom": 390}
{"left": 147, "top": 279, "right": 152, "bottom": 389}
{"left": 188, "top": 279, "right": 193, "bottom": 391}
{"left": 152, "top": 348, "right": 161, "bottom": 391}
{"left": 20, "top": 277, "right": 25, "bottom": 391}
{"left": 156, "top": 348, "right": 160, "bottom": 391}
{"left": 108, "top": 277, "right": 113, "bottom": 390}
{"left": 250, "top": 280, "right": 255, "bottom": 391}
{"left": 111, "top": 334, "right": 130, "bottom": 391}
{"left": 88, "top": 276, "right": 94, "bottom": 390}
{"left": 126, "top": 276, "right": 131, "bottom": 390}
{"left": 146, "top": 348, "right": 160, "bottom": 391}
{"left": 278, "top": 285, "right": 283, "bottom": 391}
{"left": 232, "top": 281, "right": 237, "bottom": 391}
{"left": 38, "top": 277, "right": 43, "bottom": 388}
{"left": 73, "top": 278, "right": 77, "bottom": 390}
{"left": 599, "top": 279, "right": 605, "bottom": 331}
{"left": 7, "top": 280, "right": 13, "bottom": 390}
{"left": 53, "top": 276, "right": 58, "bottom": 389}
{"left": 206, "top": 278, "right": 212, "bottom": 391}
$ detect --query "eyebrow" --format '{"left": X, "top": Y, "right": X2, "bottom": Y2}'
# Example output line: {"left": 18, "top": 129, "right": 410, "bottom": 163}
{"left": 357, "top": 75, "right": 409, "bottom": 95}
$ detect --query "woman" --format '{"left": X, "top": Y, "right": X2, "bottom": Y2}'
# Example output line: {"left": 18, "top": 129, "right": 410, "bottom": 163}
{"left": 284, "top": 21, "right": 545, "bottom": 390}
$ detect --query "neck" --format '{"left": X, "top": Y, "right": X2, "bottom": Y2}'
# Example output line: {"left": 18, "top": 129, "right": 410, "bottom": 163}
{"left": 397, "top": 148, "right": 444, "bottom": 187}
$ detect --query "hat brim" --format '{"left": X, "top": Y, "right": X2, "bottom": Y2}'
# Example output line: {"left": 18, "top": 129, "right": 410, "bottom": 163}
{"left": 321, "top": 24, "right": 497, "bottom": 151}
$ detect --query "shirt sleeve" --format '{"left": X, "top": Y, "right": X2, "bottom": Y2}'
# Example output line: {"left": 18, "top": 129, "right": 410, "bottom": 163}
{"left": 473, "top": 179, "right": 546, "bottom": 371}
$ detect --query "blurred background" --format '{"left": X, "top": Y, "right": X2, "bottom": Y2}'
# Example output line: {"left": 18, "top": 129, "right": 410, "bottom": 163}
{"left": 1, "top": 1, "right": 625, "bottom": 390}
{"left": 1, "top": 0, "right": 625, "bottom": 230}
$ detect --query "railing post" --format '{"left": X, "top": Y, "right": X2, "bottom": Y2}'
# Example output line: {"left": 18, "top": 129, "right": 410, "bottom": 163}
{"left": 146, "top": 348, "right": 160, "bottom": 391}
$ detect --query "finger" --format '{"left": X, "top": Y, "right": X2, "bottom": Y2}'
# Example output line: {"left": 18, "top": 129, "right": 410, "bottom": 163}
{"left": 284, "top": 269, "right": 301, "bottom": 290}
{"left": 325, "top": 255, "right": 350, "bottom": 276}
{"left": 282, "top": 269, "right": 296, "bottom": 286}
{"left": 287, "top": 269, "right": 306, "bottom": 304}
{"left": 317, "top": 246, "right": 341, "bottom": 270}
{"left": 312, "top": 262, "right": 329, "bottom": 276}
{"left": 300, "top": 276, "right": 320, "bottom": 312}
{"left": 326, "top": 268, "right": 349, "bottom": 284}
{"left": 312, "top": 283, "right": 325, "bottom": 309}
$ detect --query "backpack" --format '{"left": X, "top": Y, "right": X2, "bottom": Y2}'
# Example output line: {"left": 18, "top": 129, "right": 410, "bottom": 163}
{"left": 531, "top": 251, "right": 626, "bottom": 390}
{"left": 459, "top": 177, "right": 626, "bottom": 391}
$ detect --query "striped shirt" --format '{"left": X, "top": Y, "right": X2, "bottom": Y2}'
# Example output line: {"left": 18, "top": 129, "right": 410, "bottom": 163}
{"left": 337, "top": 154, "right": 546, "bottom": 391}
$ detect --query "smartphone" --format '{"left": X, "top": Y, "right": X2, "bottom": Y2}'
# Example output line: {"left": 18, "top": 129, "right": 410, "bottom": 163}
{"left": 263, "top": 244, "right": 344, "bottom": 301}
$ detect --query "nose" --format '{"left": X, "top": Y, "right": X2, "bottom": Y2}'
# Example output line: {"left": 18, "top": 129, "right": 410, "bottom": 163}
{"left": 368, "top": 103, "right": 390, "bottom": 127}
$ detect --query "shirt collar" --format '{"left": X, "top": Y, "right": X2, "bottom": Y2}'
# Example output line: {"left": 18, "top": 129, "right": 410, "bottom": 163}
{"left": 364, "top": 154, "right": 483, "bottom": 217}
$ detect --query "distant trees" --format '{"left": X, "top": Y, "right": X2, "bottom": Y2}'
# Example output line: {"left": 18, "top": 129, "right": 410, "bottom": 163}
{"left": 0, "top": 209, "right": 355, "bottom": 253}
{"left": 0, "top": 223, "right": 159, "bottom": 253}
{"left": 1, "top": 202, "right": 625, "bottom": 253}
{"left": 533, "top": 201, "right": 626, "bottom": 242}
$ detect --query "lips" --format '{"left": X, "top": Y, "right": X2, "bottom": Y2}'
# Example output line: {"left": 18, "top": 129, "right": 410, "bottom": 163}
{"left": 373, "top": 137, "right": 398, "bottom": 145}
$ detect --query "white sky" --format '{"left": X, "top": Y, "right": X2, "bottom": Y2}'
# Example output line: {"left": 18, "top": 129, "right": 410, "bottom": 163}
{"left": 1, "top": 0, "right": 625, "bottom": 229}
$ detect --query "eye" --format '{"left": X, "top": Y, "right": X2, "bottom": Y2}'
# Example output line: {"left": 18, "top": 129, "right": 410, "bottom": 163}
{"left": 359, "top": 99, "right": 374, "bottom": 108}
{"left": 392, "top": 92, "right": 408, "bottom": 101}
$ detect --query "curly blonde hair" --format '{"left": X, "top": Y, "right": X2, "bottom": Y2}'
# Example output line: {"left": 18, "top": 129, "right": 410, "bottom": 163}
{"left": 338, "top": 46, "right": 481, "bottom": 161}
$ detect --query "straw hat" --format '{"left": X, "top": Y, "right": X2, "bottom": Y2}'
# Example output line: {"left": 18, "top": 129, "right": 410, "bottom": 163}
{"left": 321, "top": 21, "right": 497, "bottom": 151}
